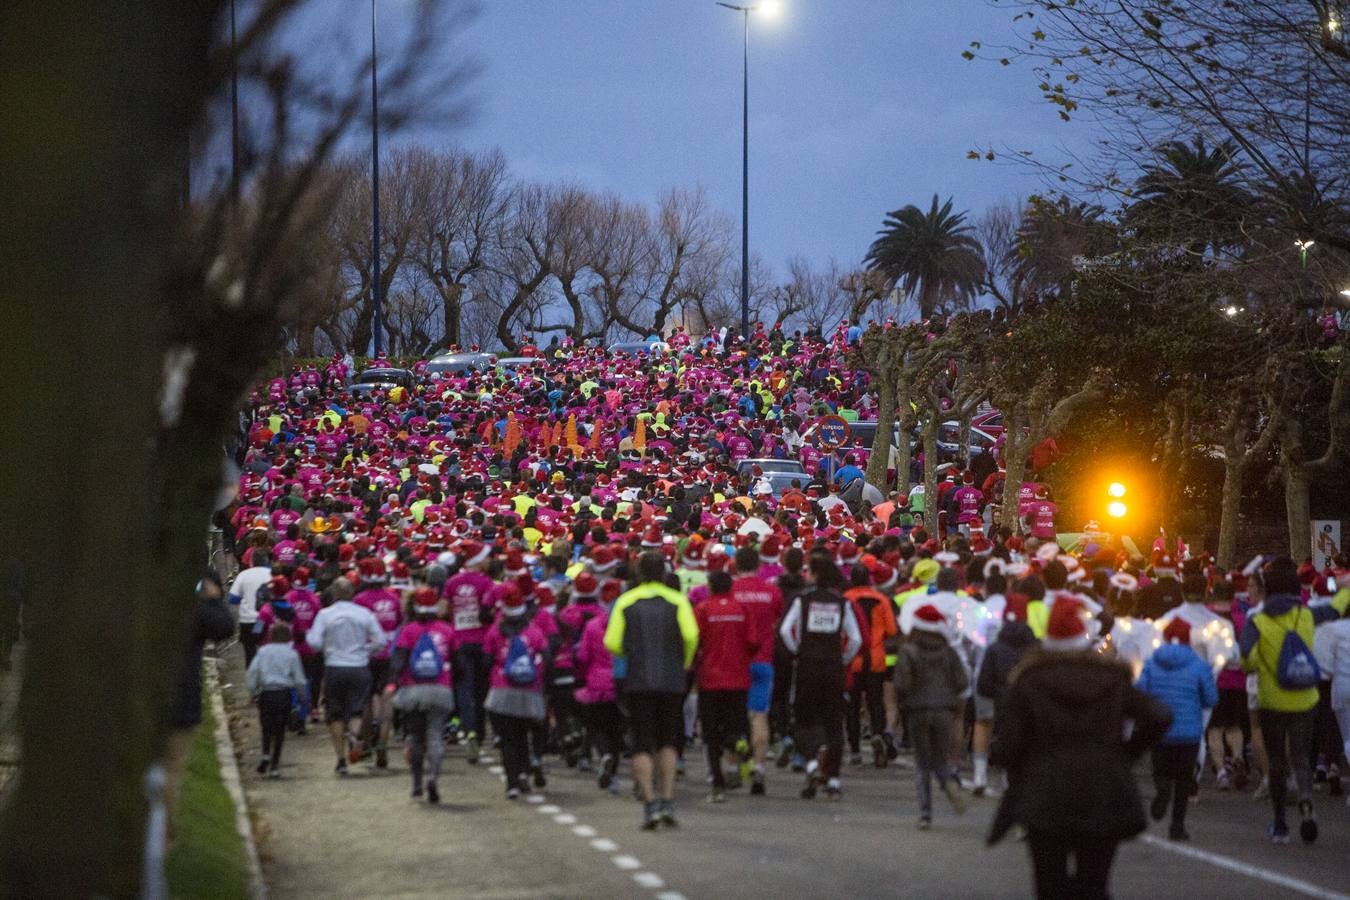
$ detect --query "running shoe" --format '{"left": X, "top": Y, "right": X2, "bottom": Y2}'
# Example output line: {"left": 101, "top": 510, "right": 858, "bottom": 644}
{"left": 775, "top": 737, "right": 794, "bottom": 769}
{"left": 659, "top": 800, "right": 678, "bottom": 828}
{"left": 1298, "top": 800, "right": 1318, "bottom": 844}
{"left": 1329, "top": 765, "right": 1342, "bottom": 798}
{"left": 530, "top": 758, "right": 547, "bottom": 788}
{"left": 917, "top": 815, "right": 931, "bottom": 830}
{"left": 256, "top": 755, "right": 271, "bottom": 775}
{"left": 735, "top": 738, "right": 752, "bottom": 784}
{"left": 335, "top": 759, "right": 349, "bottom": 777}
{"left": 642, "top": 801, "right": 661, "bottom": 831}
{"left": 426, "top": 780, "right": 440, "bottom": 805}
{"left": 801, "top": 763, "right": 822, "bottom": 800}
{"left": 1215, "top": 766, "right": 1231, "bottom": 791}
{"left": 577, "top": 757, "right": 595, "bottom": 774}
{"left": 706, "top": 789, "right": 726, "bottom": 804}
{"left": 824, "top": 778, "right": 842, "bottom": 800}
{"left": 506, "top": 786, "right": 521, "bottom": 800}
{"left": 347, "top": 736, "right": 365, "bottom": 765}
{"left": 1168, "top": 824, "right": 1190, "bottom": 841}
{"left": 750, "top": 769, "right": 767, "bottom": 796}
{"left": 464, "top": 734, "right": 480, "bottom": 765}
{"left": 598, "top": 753, "right": 618, "bottom": 791}
{"left": 412, "top": 783, "right": 423, "bottom": 798}
{"left": 1253, "top": 777, "right": 1269, "bottom": 800}
{"left": 1268, "top": 822, "right": 1290, "bottom": 844}
{"left": 518, "top": 774, "right": 532, "bottom": 796}
{"left": 375, "top": 746, "right": 389, "bottom": 769}
{"left": 871, "top": 735, "right": 887, "bottom": 769}
{"left": 1150, "top": 793, "right": 1169, "bottom": 822}
{"left": 942, "top": 781, "right": 968, "bottom": 815}
{"left": 267, "top": 768, "right": 281, "bottom": 780}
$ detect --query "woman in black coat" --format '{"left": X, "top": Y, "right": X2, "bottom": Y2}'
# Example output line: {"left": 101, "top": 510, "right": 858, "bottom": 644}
{"left": 990, "top": 599, "right": 1171, "bottom": 900}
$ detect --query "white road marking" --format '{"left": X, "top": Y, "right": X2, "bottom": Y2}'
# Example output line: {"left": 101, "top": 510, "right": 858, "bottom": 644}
{"left": 633, "top": 872, "right": 665, "bottom": 889}
{"left": 655, "top": 893, "right": 687, "bottom": 900}
{"left": 612, "top": 855, "right": 642, "bottom": 870}
{"left": 525, "top": 793, "right": 545, "bottom": 804}
{"left": 553, "top": 813, "right": 577, "bottom": 825}
{"left": 590, "top": 838, "right": 619, "bottom": 852}
{"left": 572, "top": 825, "right": 597, "bottom": 838}
{"left": 536, "top": 804, "right": 561, "bottom": 814}
{"left": 488, "top": 765, "right": 503, "bottom": 775}
{"left": 1139, "top": 834, "right": 1350, "bottom": 900}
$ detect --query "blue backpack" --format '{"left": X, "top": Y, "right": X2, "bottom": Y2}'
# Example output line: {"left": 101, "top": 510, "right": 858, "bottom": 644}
{"left": 1274, "top": 611, "right": 1321, "bottom": 690}
{"left": 504, "top": 633, "right": 538, "bottom": 686}
{"left": 409, "top": 630, "right": 444, "bottom": 682}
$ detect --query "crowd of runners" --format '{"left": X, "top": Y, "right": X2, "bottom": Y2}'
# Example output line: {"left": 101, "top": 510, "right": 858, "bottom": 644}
{"left": 215, "top": 321, "right": 1350, "bottom": 898}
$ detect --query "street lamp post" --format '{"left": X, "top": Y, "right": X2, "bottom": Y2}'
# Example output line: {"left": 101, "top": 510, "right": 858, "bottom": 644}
{"left": 371, "top": 0, "right": 384, "bottom": 357}
{"left": 716, "top": 2, "right": 777, "bottom": 341}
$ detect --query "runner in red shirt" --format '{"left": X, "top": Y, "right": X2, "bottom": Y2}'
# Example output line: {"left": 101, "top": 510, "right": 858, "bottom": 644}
{"left": 730, "top": 545, "right": 784, "bottom": 795}
{"left": 694, "top": 570, "right": 761, "bottom": 802}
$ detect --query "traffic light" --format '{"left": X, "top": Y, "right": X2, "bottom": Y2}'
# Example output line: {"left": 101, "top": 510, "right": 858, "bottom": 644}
{"left": 1107, "top": 482, "right": 1127, "bottom": 518}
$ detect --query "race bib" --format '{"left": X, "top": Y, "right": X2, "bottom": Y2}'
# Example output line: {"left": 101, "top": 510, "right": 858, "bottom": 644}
{"left": 806, "top": 601, "right": 841, "bottom": 634}
{"left": 454, "top": 604, "right": 480, "bottom": 631}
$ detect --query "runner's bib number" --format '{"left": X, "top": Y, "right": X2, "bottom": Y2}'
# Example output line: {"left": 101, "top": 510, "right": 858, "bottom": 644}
{"left": 454, "top": 605, "right": 480, "bottom": 631}
{"left": 806, "top": 602, "right": 841, "bottom": 634}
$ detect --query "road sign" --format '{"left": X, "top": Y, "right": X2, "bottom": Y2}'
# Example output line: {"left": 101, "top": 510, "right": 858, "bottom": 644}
{"left": 817, "top": 415, "right": 851, "bottom": 450}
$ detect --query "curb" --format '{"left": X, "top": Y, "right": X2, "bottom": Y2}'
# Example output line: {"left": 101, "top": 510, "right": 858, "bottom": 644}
{"left": 205, "top": 659, "right": 268, "bottom": 900}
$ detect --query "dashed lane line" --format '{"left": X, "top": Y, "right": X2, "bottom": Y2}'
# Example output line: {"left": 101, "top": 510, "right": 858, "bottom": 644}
{"left": 1138, "top": 834, "right": 1350, "bottom": 900}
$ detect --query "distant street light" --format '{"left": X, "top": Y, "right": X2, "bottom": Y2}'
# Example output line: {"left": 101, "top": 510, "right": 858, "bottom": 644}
{"left": 371, "top": 0, "right": 385, "bottom": 357}
{"left": 1295, "top": 238, "right": 1315, "bottom": 268}
{"left": 716, "top": 1, "right": 781, "bottom": 340}
{"left": 1341, "top": 288, "right": 1350, "bottom": 299}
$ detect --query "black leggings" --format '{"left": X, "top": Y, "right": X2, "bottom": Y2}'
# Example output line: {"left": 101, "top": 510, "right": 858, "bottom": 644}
{"left": 491, "top": 712, "right": 535, "bottom": 790}
{"left": 700, "top": 690, "right": 748, "bottom": 789}
{"left": 846, "top": 670, "right": 887, "bottom": 753}
{"left": 239, "top": 622, "right": 260, "bottom": 667}
{"left": 793, "top": 674, "right": 844, "bottom": 778}
{"left": 581, "top": 701, "right": 627, "bottom": 761}
{"left": 1259, "top": 708, "right": 1314, "bottom": 825}
{"left": 1027, "top": 831, "right": 1119, "bottom": 900}
{"left": 1151, "top": 742, "right": 1198, "bottom": 828}
{"left": 257, "top": 689, "right": 291, "bottom": 766}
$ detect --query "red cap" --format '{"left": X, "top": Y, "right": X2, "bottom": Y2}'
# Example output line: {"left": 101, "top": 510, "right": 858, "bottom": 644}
{"left": 268, "top": 575, "right": 292, "bottom": 596}
{"left": 412, "top": 587, "right": 441, "bottom": 613}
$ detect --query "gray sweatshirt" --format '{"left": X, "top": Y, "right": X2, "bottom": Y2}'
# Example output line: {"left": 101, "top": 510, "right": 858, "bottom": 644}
{"left": 246, "top": 643, "right": 307, "bottom": 694}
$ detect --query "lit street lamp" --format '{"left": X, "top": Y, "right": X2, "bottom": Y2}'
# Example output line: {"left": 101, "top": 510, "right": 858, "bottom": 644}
{"left": 716, "top": 1, "right": 780, "bottom": 340}
{"left": 371, "top": 0, "right": 385, "bottom": 356}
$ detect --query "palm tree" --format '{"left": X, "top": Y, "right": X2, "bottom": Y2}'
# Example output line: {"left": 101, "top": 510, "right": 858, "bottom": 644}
{"left": 1127, "top": 136, "right": 1250, "bottom": 255}
{"left": 1012, "top": 195, "right": 1110, "bottom": 296}
{"left": 865, "top": 194, "right": 985, "bottom": 319}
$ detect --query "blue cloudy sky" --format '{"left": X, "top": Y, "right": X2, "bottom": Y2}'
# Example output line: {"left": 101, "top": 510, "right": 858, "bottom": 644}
{"left": 256, "top": 1, "right": 1103, "bottom": 274}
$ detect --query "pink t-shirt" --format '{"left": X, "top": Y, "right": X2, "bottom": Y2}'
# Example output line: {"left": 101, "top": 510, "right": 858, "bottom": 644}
{"left": 354, "top": 587, "right": 403, "bottom": 660}
{"left": 394, "top": 620, "right": 457, "bottom": 688}
{"left": 443, "top": 571, "right": 494, "bottom": 644}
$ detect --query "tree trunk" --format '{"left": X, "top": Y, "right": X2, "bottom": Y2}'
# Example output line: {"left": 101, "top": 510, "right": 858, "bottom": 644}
{"left": 895, "top": 405, "right": 916, "bottom": 497}
{"left": 1216, "top": 456, "right": 1243, "bottom": 568}
{"left": 922, "top": 418, "right": 939, "bottom": 535}
{"left": 1, "top": 2, "right": 224, "bottom": 895}
{"left": 1285, "top": 462, "right": 1311, "bottom": 561}
{"left": 1001, "top": 407, "right": 1029, "bottom": 533}
{"left": 866, "top": 373, "right": 896, "bottom": 491}
{"left": 349, "top": 296, "right": 375, "bottom": 355}
{"left": 442, "top": 281, "right": 463, "bottom": 350}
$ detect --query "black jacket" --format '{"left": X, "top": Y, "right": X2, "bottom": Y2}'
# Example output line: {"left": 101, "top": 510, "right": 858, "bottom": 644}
{"left": 894, "top": 631, "right": 968, "bottom": 711}
{"left": 975, "top": 620, "right": 1037, "bottom": 706}
{"left": 988, "top": 650, "right": 1171, "bottom": 843}
{"left": 167, "top": 591, "right": 237, "bottom": 729}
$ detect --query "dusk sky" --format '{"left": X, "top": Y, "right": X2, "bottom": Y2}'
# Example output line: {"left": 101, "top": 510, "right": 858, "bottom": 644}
{"left": 256, "top": 1, "right": 1105, "bottom": 277}
{"left": 442, "top": 1, "right": 1100, "bottom": 273}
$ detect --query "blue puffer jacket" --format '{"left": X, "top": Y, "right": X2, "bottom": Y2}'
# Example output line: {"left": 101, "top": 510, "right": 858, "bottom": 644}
{"left": 1137, "top": 643, "right": 1218, "bottom": 744}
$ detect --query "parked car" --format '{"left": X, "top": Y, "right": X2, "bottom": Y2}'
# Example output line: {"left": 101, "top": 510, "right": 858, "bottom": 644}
{"left": 425, "top": 352, "right": 497, "bottom": 375}
{"left": 351, "top": 367, "right": 414, "bottom": 389}
{"left": 608, "top": 340, "right": 670, "bottom": 357}
{"left": 736, "top": 458, "right": 806, "bottom": 478}
{"left": 937, "top": 422, "right": 999, "bottom": 457}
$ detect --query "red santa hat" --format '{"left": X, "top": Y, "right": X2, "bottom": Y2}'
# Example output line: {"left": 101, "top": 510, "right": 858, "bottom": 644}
{"left": 458, "top": 540, "right": 491, "bottom": 568}
{"left": 760, "top": 536, "right": 782, "bottom": 563}
{"left": 1043, "top": 598, "right": 1091, "bottom": 652}
{"left": 911, "top": 603, "right": 949, "bottom": 635}
{"left": 1162, "top": 618, "right": 1192, "bottom": 645}
{"left": 412, "top": 587, "right": 442, "bottom": 615}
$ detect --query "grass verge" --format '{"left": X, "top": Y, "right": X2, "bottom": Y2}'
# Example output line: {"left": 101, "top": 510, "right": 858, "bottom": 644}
{"left": 165, "top": 692, "right": 250, "bottom": 900}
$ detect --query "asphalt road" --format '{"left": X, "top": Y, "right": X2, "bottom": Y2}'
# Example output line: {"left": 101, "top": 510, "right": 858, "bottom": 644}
{"left": 219, "top": 656, "right": 1349, "bottom": 899}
